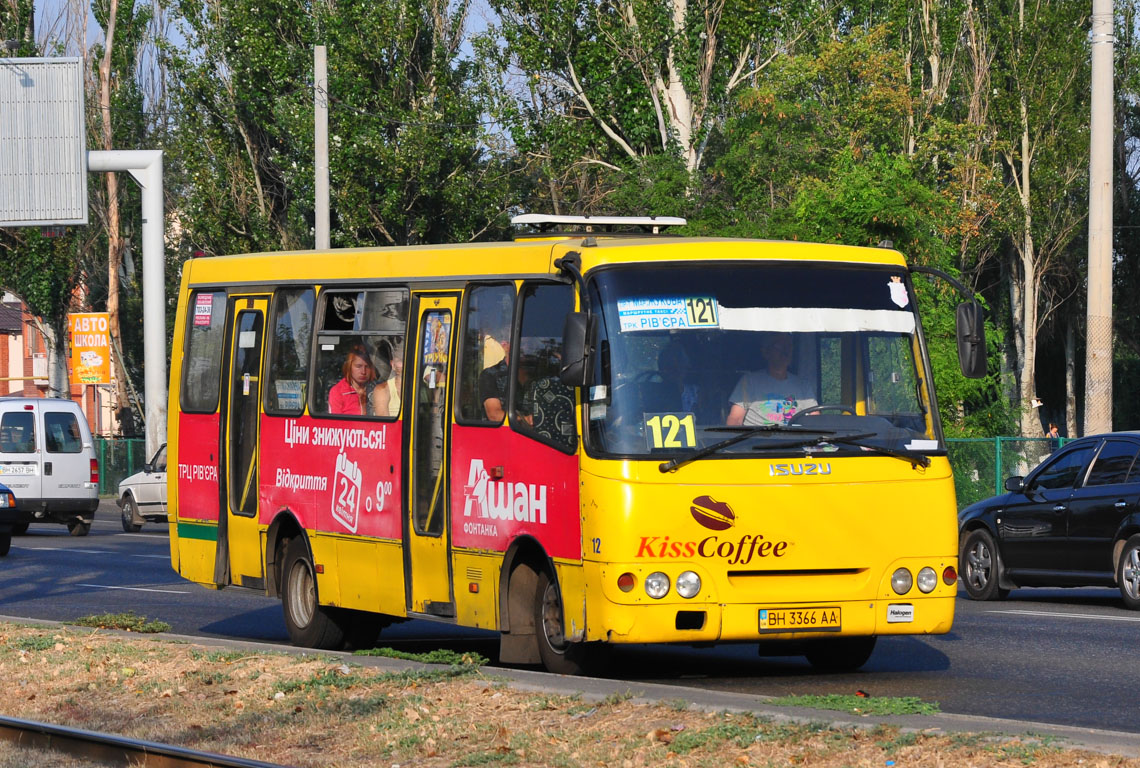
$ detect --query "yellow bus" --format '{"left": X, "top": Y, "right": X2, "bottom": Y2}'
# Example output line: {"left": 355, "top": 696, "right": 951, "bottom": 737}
{"left": 167, "top": 215, "right": 986, "bottom": 673}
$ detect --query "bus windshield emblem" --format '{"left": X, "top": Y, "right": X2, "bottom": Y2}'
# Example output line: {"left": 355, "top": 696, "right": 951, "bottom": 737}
{"left": 769, "top": 462, "right": 832, "bottom": 477}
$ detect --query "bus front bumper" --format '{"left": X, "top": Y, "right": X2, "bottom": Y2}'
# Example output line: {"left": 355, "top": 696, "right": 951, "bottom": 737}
{"left": 584, "top": 593, "right": 955, "bottom": 644}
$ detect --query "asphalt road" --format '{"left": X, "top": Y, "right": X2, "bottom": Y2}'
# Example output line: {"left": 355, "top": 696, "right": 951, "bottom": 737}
{"left": 1, "top": 502, "right": 1136, "bottom": 733}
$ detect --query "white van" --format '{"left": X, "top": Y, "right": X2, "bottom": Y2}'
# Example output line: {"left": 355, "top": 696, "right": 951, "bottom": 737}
{"left": 0, "top": 397, "right": 99, "bottom": 536}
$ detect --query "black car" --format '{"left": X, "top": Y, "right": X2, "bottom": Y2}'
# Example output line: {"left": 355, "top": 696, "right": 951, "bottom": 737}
{"left": 959, "top": 431, "right": 1140, "bottom": 608}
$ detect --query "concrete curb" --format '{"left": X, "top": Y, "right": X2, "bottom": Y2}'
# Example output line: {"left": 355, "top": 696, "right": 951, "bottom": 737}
{"left": 6, "top": 615, "right": 1139, "bottom": 758}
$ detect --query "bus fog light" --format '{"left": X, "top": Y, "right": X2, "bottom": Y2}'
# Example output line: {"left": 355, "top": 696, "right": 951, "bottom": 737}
{"left": 916, "top": 567, "right": 937, "bottom": 593}
{"left": 644, "top": 572, "right": 670, "bottom": 599}
{"left": 891, "top": 568, "right": 913, "bottom": 595}
{"left": 617, "top": 572, "right": 636, "bottom": 593}
{"left": 676, "top": 571, "right": 701, "bottom": 598}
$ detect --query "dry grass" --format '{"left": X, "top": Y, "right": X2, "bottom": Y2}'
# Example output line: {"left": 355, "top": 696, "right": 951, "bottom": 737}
{"left": 0, "top": 622, "right": 1133, "bottom": 767}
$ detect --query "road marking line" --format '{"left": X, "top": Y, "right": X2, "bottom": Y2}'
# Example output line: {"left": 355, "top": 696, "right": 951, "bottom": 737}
{"left": 989, "top": 609, "right": 1140, "bottom": 623}
{"left": 19, "top": 547, "right": 113, "bottom": 554}
{"left": 76, "top": 583, "right": 188, "bottom": 594}
{"left": 130, "top": 554, "right": 171, "bottom": 560}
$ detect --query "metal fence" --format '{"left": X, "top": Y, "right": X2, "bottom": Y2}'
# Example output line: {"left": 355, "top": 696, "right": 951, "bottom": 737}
{"left": 95, "top": 438, "right": 148, "bottom": 496}
{"left": 947, "top": 437, "right": 1069, "bottom": 511}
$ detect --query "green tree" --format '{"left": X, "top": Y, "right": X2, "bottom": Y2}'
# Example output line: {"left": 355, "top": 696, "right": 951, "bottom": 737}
{"left": 485, "top": 0, "right": 819, "bottom": 211}
{"left": 165, "top": 0, "right": 510, "bottom": 257}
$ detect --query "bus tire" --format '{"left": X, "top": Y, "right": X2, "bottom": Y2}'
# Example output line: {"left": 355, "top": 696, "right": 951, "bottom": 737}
{"left": 534, "top": 570, "right": 590, "bottom": 675}
{"left": 67, "top": 521, "right": 91, "bottom": 537}
{"left": 803, "top": 636, "right": 877, "bottom": 672}
{"left": 960, "top": 528, "right": 1008, "bottom": 601}
{"left": 336, "top": 609, "right": 388, "bottom": 651}
{"left": 281, "top": 539, "right": 345, "bottom": 650}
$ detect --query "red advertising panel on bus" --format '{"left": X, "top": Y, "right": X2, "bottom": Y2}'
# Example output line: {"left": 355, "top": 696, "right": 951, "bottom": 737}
{"left": 450, "top": 425, "right": 580, "bottom": 560}
{"left": 176, "top": 412, "right": 221, "bottom": 522}
{"left": 258, "top": 415, "right": 402, "bottom": 539}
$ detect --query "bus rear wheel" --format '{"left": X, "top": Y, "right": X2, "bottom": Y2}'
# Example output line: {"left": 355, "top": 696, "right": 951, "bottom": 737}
{"left": 281, "top": 539, "right": 345, "bottom": 650}
{"left": 803, "top": 636, "right": 877, "bottom": 672}
{"left": 534, "top": 570, "right": 593, "bottom": 675}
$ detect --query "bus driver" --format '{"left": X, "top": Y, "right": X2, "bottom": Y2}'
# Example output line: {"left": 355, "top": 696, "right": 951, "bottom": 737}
{"left": 727, "top": 332, "right": 817, "bottom": 427}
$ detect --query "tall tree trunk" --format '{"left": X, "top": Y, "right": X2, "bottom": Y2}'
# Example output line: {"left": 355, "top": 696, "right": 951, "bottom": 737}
{"left": 98, "top": 0, "right": 131, "bottom": 430}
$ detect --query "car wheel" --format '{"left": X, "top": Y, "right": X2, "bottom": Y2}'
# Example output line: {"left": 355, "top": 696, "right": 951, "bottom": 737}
{"left": 121, "top": 496, "right": 143, "bottom": 532}
{"left": 1117, "top": 535, "right": 1140, "bottom": 610}
{"left": 0, "top": 532, "right": 10, "bottom": 557}
{"left": 67, "top": 521, "right": 91, "bottom": 537}
{"left": 280, "top": 538, "right": 345, "bottom": 649}
{"left": 10, "top": 523, "right": 28, "bottom": 535}
{"left": 804, "top": 636, "right": 877, "bottom": 672}
{"left": 960, "top": 528, "right": 1009, "bottom": 601}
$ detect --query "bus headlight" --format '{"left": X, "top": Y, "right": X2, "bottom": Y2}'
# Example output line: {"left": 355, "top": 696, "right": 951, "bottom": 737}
{"left": 891, "top": 568, "right": 913, "bottom": 595}
{"left": 676, "top": 571, "right": 701, "bottom": 599}
{"left": 644, "top": 572, "right": 670, "bottom": 599}
{"left": 916, "top": 567, "right": 938, "bottom": 593}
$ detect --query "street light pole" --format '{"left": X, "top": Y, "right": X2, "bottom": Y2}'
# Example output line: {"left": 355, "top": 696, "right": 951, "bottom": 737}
{"left": 1084, "top": 0, "right": 1114, "bottom": 435}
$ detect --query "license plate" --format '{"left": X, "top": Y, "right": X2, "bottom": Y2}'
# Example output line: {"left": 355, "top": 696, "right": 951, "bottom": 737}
{"left": 0, "top": 464, "right": 36, "bottom": 476}
{"left": 759, "top": 607, "right": 841, "bottom": 633}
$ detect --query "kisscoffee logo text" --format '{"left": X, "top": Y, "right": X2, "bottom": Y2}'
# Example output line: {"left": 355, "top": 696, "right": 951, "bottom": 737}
{"left": 635, "top": 534, "right": 789, "bottom": 565}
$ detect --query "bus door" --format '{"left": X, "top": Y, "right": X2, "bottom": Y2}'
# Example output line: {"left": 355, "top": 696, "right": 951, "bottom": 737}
{"left": 404, "top": 293, "right": 458, "bottom": 616}
{"left": 217, "top": 295, "right": 269, "bottom": 589}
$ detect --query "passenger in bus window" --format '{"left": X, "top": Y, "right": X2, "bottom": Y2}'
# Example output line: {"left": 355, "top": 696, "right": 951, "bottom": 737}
{"left": 478, "top": 329, "right": 512, "bottom": 422}
{"left": 328, "top": 343, "right": 383, "bottom": 415}
{"left": 512, "top": 353, "right": 537, "bottom": 427}
{"left": 726, "top": 332, "right": 818, "bottom": 426}
{"left": 376, "top": 338, "right": 404, "bottom": 417}
{"left": 640, "top": 339, "right": 700, "bottom": 415}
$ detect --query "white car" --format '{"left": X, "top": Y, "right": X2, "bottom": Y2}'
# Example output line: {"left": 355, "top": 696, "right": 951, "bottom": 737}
{"left": 0, "top": 396, "right": 100, "bottom": 536}
{"left": 117, "top": 444, "right": 167, "bottom": 532}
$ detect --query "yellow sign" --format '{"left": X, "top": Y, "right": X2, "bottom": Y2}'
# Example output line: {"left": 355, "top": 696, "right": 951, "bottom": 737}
{"left": 68, "top": 312, "right": 112, "bottom": 385}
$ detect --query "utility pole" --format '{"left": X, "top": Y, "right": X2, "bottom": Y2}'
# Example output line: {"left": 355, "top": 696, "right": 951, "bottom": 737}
{"left": 1084, "top": 0, "right": 1114, "bottom": 435}
{"left": 314, "top": 45, "right": 330, "bottom": 250}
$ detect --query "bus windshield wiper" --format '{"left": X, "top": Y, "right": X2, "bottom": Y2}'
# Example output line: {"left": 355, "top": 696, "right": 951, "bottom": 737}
{"left": 658, "top": 424, "right": 836, "bottom": 473}
{"left": 752, "top": 432, "right": 932, "bottom": 468}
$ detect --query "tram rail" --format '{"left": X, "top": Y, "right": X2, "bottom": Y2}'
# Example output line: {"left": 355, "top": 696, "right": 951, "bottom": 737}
{"left": 0, "top": 714, "right": 290, "bottom": 767}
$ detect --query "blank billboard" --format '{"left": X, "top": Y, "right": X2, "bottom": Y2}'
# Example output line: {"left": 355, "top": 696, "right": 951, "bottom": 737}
{"left": 0, "top": 58, "right": 88, "bottom": 227}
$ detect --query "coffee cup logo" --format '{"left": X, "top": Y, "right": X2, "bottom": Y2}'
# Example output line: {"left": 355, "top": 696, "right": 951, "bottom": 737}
{"left": 690, "top": 495, "right": 735, "bottom": 531}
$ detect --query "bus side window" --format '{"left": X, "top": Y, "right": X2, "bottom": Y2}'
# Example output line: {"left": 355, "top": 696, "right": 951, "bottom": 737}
{"left": 264, "top": 288, "right": 315, "bottom": 415}
{"left": 181, "top": 290, "right": 227, "bottom": 413}
{"left": 457, "top": 283, "right": 516, "bottom": 425}
{"left": 311, "top": 288, "right": 408, "bottom": 418}
{"left": 513, "top": 282, "right": 576, "bottom": 453}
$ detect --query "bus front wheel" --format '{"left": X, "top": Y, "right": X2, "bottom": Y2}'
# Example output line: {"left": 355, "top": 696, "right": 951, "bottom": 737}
{"left": 803, "top": 636, "right": 877, "bottom": 672}
{"left": 534, "top": 570, "right": 593, "bottom": 675}
{"left": 281, "top": 539, "right": 345, "bottom": 650}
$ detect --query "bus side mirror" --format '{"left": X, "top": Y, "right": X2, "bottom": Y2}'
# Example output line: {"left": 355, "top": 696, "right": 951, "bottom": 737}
{"left": 560, "top": 312, "right": 596, "bottom": 387}
{"left": 956, "top": 302, "right": 987, "bottom": 379}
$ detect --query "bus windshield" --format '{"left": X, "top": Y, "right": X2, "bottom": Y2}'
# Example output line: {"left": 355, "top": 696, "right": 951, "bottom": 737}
{"left": 585, "top": 263, "right": 941, "bottom": 460}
